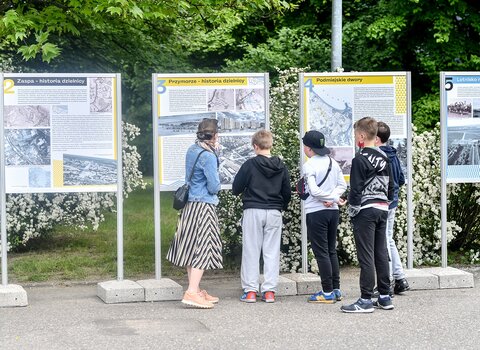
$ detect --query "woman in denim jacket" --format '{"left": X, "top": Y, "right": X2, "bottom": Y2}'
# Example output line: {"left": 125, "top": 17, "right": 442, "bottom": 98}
{"left": 167, "top": 118, "right": 223, "bottom": 309}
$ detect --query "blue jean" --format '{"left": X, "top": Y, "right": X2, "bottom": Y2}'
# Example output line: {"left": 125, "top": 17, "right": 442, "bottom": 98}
{"left": 386, "top": 208, "right": 405, "bottom": 280}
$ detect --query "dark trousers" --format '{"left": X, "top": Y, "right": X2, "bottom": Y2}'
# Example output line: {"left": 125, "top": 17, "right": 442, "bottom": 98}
{"left": 352, "top": 207, "right": 390, "bottom": 299}
{"left": 306, "top": 209, "right": 340, "bottom": 292}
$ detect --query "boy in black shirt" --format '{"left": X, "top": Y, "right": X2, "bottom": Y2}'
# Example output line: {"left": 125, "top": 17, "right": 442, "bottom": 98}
{"left": 340, "top": 117, "right": 394, "bottom": 313}
{"left": 232, "top": 130, "right": 291, "bottom": 303}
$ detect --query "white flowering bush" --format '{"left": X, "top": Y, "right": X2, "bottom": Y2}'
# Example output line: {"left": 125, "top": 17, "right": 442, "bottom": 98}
{"left": 2, "top": 122, "right": 145, "bottom": 252}
{"left": 218, "top": 67, "right": 480, "bottom": 271}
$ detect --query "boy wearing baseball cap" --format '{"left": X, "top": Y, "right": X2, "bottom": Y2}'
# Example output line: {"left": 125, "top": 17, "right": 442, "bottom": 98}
{"left": 302, "top": 130, "right": 347, "bottom": 303}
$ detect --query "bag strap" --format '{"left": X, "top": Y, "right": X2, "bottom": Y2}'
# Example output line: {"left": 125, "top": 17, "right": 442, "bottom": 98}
{"left": 187, "top": 150, "right": 207, "bottom": 183}
{"left": 316, "top": 156, "right": 333, "bottom": 188}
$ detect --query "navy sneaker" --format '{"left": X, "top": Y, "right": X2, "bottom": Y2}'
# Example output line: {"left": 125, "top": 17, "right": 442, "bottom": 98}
{"left": 340, "top": 298, "right": 374, "bottom": 313}
{"left": 373, "top": 295, "right": 394, "bottom": 310}
{"left": 308, "top": 291, "right": 336, "bottom": 304}
{"left": 333, "top": 289, "right": 343, "bottom": 301}
{"left": 373, "top": 286, "right": 394, "bottom": 298}
{"left": 394, "top": 278, "right": 410, "bottom": 294}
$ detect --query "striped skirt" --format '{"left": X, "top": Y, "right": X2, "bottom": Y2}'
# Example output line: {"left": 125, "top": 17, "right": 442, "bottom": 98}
{"left": 167, "top": 201, "right": 223, "bottom": 270}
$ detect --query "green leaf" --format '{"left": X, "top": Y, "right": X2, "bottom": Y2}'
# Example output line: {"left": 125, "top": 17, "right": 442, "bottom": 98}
{"left": 14, "top": 31, "right": 27, "bottom": 41}
{"left": 106, "top": 6, "right": 122, "bottom": 15}
{"left": 41, "top": 43, "right": 61, "bottom": 62}
{"left": 3, "top": 10, "right": 18, "bottom": 28}
{"left": 35, "top": 32, "right": 49, "bottom": 44}
{"left": 130, "top": 5, "right": 144, "bottom": 18}
{"left": 18, "top": 44, "right": 40, "bottom": 60}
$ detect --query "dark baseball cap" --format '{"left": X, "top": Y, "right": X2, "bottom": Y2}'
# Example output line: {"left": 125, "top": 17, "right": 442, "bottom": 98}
{"left": 302, "top": 130, "right": 330, "bottom": 156}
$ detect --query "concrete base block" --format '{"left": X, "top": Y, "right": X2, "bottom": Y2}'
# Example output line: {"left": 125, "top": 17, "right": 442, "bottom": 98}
{"left": 136, "top": 278, "right": 183, "bottom": 302}
{"left": 259, "top": 275, "right": 297, "bottom": 296}
{"left": 0, "top": 284, "right": 28, "bottom": 307}
{"left": 281, "top": 273, "right": 321, "bottom": 295}
{"left": 97, "top": 280, "right": 144, "bottom": 304}
{"left": 404, "top": 268, "right": 439, "bottom": 290}
{"left": 422, "top": 267, "right": 474, "bottom": 289}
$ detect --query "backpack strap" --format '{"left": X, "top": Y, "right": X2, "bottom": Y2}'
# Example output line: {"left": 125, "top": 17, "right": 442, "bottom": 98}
{"left": 316, "top": 156, "right": 332, "bottom": 188}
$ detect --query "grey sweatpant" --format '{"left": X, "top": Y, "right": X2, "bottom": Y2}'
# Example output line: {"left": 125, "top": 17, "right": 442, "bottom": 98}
{"left": 241, "top": 208, "right": 283, "bottom": 293}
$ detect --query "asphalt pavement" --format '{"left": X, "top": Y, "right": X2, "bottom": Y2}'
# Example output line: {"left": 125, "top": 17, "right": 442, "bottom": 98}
{"left": 1, "top": 266, "right": 479, "bottom": 350}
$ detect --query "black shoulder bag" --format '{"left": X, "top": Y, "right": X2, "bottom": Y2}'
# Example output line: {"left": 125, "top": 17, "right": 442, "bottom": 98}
{"left": 296, "top": 156, "right": 333, "bottom": 200}
{"left": 173, "top": 150, "right": 206, "bottom": 210}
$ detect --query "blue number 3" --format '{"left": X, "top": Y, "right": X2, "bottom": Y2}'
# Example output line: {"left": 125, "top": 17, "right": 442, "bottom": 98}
{"left": 157, "top": 79, "right": 166, "bottom": 94}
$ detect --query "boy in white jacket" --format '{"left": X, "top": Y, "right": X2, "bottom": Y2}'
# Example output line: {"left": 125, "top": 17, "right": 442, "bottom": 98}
{"left": 302, "top": 130, "right": 347, "bottom": 303}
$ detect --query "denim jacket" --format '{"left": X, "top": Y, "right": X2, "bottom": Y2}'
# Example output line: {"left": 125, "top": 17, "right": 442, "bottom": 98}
{"left": 185, "top": 144, "right": 220, "bottom": 205}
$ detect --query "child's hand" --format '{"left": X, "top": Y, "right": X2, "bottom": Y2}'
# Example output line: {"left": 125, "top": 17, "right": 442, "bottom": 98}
{"left": 323, "top": 201, "right": 334, "bottom": 208}
{"left": 337, "top": 198, "right": 347, "bottom": 206}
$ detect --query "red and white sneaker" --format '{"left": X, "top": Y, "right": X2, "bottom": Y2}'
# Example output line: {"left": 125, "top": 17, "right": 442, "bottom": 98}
{"left": 240, "top": 291, "right": 257, "bottom": 303}
{"left": 262, "top": 291, "right": 275, "bottom": 303}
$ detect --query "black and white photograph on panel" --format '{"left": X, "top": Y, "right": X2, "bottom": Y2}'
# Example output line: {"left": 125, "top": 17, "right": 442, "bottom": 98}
{"left": 207, "top": 89, "right": 235, "bottom": 111}
{"left": 447, "top": 122, "right": 480, "bottom": 166}
{"left": 218, "top": 134, "right": 255, "bottom": 184}
{"left": 447, "top": 99, "right": 472, "bottom": 119}
{"left": 4, "top": 105, "right": 50, "bottom": 128}
{"left": 308, "top": 90, "right": 353, "bottom": 146}
{"left": 52, "top": 105, "right": 68, "bottom": 115}
{"left": 5, "top": 129, "right": 51, "bottom": 166}
{"left": 158, "top": 112, "right": 216, "bottom": 136}
{"left": 63, "top": 154, "right": 117, "bottom": 186}
{"left": 329, "top": 147, "right": 353, "bottom": 176}
{"left": 216, "top": 111, "right": 265, "bottom": 132}
{"left": 29, "top": 167, "right": 51, "bottom": 188}
{"left": 89, "top": 77, "right": 113, "bottom": 113}
{"left": 473, "top": 99, "right": 480, "bottom": 118}
{"left": 236, "top": 89, "right": 265, "bottom": 111}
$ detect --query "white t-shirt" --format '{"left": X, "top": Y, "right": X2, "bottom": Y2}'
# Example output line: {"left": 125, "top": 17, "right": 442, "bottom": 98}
{"left": 302, "top": 155, "right": 347, "bottom": 214}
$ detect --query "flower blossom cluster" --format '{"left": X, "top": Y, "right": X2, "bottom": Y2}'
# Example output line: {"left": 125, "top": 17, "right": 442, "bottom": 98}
{"left": 218, "top": 68, "right": 478, "bottom": 271}
{"left": 0, "top": 122, "right": 145, "bottom": 254}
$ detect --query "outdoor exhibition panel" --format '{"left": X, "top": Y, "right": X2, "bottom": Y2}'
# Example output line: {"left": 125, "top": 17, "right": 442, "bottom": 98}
{"left": 1, "top": 73, "right": 124, "bottom": 286}
{"left": 440, "top": 72, "right": 480, "bottom": 267}
{"left": 299, "top": 72, "right": 413, "bottom": 272}
{"left": 154, "top": 73, "right": 269, "bottom": 190}
{"left": 152, "top": 73, "right": 269, "bottom": 278}
{"left": 3, "top": 73, "right": 120, "bottom": 193}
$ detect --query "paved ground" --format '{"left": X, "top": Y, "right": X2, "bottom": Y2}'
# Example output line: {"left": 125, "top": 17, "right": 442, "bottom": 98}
{"left": 1, "top": 267, "right": 479, "bottom": 350}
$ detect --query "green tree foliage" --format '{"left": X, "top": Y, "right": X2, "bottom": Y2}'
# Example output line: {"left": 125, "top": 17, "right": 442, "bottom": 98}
{"left": 0, "top": 0, "right": 295, "bottom": 174}
{"left": 225, "top": 0, "right": 480, "bottom": 127}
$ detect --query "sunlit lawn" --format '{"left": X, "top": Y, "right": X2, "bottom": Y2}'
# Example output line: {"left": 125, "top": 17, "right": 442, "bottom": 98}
{"left": 9, "top": 178, "right": 185, "bottom": 283}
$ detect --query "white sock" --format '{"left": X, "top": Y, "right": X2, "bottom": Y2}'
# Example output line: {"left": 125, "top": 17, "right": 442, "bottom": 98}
{"left": 323, "top": 291, "right": 333, "bottom": 296}
{"left": 379, "top": 294, "right": 389, "bottom": 298}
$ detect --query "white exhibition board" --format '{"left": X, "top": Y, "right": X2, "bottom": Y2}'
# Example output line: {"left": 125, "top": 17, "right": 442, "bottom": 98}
{"left": 152, "top": 72, "right": 269, "bottom": 278}
{"left": 154, "top": 73, "right": 269, "bottom": 190}
{"left": 1, "top": 73, "right": 124, "bottom": 285}
{"left": 440, "top": 72, "right": 480, "bottom": 267}
{"left": 441, "top": 73, "right": 480, "bottom": 183}
{"left": 299, "top": 72, "right": 413, "bottom": 272}
{"left": 3, "top": 73, "right": 120, "bottom": 193}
